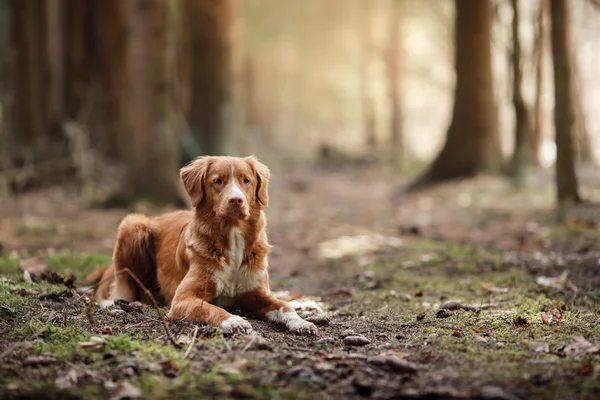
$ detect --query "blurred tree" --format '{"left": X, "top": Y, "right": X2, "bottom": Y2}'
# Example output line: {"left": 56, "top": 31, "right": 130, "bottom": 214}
{"left": 550, "top": 0, "right": 580, "bottom": 204}
{"left": 509, "top": 0, "right": 533, "bottom": 188}
{"left": 0, "top": 0, "right": 13, "bottom": 181}
{"left": 388, "top": 0, "right": 404, "bottom": 169}
{"left": 360, "top": 0, "right": 377, "bottom": 150}
{"left": 185, "top": 0, "right": 239, "bottom": 156}
{"left": 413, "top": 0, "right": 503, "bottom": 186}
{"left": 571, "top": 63, "right": 594, "bottom": 164}
{"left": 121, "top": 0, "right": 181, "bottom": 204}
{"left": 532, "top": 0, "right": 549, "bottom": 166}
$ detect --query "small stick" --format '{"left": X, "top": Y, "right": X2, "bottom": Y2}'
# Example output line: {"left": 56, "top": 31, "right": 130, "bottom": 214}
{"left": 82, "top": 267, "right": 179, "bottom": 348}
{"left": 123, "top": 319, "right": 157, "bottom": 330}
{"left": 184, "top": 326, "right": 199, "bottom": 359}
{"left": 221, "top": 335, "right": 231, "bottom": 352}
{"left": 240, "top": 335, "right": 256, "bottom": 354}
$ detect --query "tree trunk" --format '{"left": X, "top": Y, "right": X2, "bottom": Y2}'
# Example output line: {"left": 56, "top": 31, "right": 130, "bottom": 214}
{"left": 122, "top": 0, "right": 180, "bottom": 204}
{"left": 532, "top": 0, "right": 549, "bottom": 166}
{"left": 571, "top": 62, "right": 594, "bottom": 163}
{"left": 388, "top": 0, "right": 404, "bottom": 169}
{"left": 12, "top": 0, "right": 49, "bottom": 151}
{"left": 360, "top": 1, "right": 377, "bottom": 150}
{"left": 414, "top": 0, "right": 502, "bottom": 186}
{"left": 510, "top": 0, "right": 533, "bottom": 188}
{"left": 550, "top": 0, "right": 581, "bottom": 204}
{"left": 0, "top": 0, "right": 14, "bottom": 179}
{"left": 185, "top": 0, "right": 238, "bottom": 156}
{"left": 93, "top": 0, "right": 126, "bottom": 160}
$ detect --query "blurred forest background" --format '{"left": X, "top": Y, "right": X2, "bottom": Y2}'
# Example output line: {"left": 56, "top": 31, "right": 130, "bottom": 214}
{"left": 0, "top": 0, "right": 599, "bottom": 207}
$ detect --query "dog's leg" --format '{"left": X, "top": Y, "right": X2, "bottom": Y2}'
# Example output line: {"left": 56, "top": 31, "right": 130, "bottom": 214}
{"left": 167, "top": 268, "right": 253, "bottom": 334}
{"left": 110, "top": 214, "right": 156, "bottom": 303}
{"left": 237, "top": 289, "right": 317, "bottom": 335}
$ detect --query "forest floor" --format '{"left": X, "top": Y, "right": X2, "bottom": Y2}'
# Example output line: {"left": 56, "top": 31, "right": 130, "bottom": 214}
{"left": 1, "top": 164, "right": 600, "bottom": 400}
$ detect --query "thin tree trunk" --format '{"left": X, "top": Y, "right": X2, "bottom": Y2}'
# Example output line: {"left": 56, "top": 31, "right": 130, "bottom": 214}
{"left": 550, "top": 0, "right": 581, "bottom": 204}
{"left": 122, "top": 0, "right": 180, "bottom": 204}
{"left": 186, "top": 0, "right": 238, "bottom": 156}
{"left": 388, "top": 0, "right": 404, "bottom": 169}
{"left": 571, "top": 63, "right": 594, "bottom": 163}
{"left": 93, "top": 0, "right": 126, "bottom": 160}
{"left": 532, "top": 0, "right": 549, "bottom": 166}
{"left": 0, "top": 0, "right": 14, "bottom": 179}
{"left": 414, "top": 0, "right": 503, "bottom": 186}
{"left": 12, "top": 0, "right": 49, "bottom": 150}
{"left": 360, "top": 1, "right": 377, "bottom": 150}
{"left": 510, "top": 0, "right": 533, "bottom": 188}
{"left": 45, "top": 0, "right": 64, "bottom": 139}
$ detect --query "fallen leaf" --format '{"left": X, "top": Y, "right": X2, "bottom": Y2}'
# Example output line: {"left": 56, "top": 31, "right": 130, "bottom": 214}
{"left": 106, "top": 381, "right": 142, "bottom": 400}
{"left": 149, "top": 360, "right": 179, "bottom": 377}
{"left": 343, "top": 335, "right": 371, "bottom": 346}
{"left": 541, "top": 308, "right": 563, "bottom": 325}
{"left": 416, "top": 312, "right": 426, "bottom": 321}
{"left": 369, "top": 355, "right": 418, "bottom": 374}
{"left": 451, "top": 330, "right": 462, "bottom": 337}
{"left": 54, "top": 369, "right": 80, "bottom": 390}
{"left": 562, "top": 335, "right": 600, "bottom": 356}
{"left": 78, "top": 336, "right": 107, "bottom": 351}
{"left": 305, "top": 314, "right": 330, "bottom": 326}
{"left": 526, "top": 340, "right": 549, "bottom": 353}
{"left": 535, "top": 271, "right": 579, "bottom": 292}
{"left": 327, "top": 288, "right": 354, "bottom": 297}
{"left": 175, "top": 335, "right": 192, "bottom": 346}
{"left": 414, "top": 289, "right": 423, "bottom": 297}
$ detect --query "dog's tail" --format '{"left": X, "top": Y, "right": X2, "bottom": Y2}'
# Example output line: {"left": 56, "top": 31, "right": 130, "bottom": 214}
{"left": 111, "top": 214, "right": 157, "bottom": 302}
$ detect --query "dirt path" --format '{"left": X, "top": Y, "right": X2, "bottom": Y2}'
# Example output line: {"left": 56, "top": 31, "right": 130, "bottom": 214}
{"left": 1, "top": 165, "right": 600, "bottom": 399}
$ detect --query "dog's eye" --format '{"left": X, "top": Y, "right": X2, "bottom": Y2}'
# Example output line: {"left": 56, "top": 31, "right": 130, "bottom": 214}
{"left": 214, "top": 179, "right": 223, "bottom": 185}
{"left": 243, "top": 178, "right": 250, "bottom": 184}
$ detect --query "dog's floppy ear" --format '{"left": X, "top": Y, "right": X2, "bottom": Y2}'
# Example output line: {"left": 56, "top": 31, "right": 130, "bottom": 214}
{"left": 180, "top": 157, "right": 209, "bottom": 207}
{"left": 246, "top": 156, "right": 270, "bottom": 207}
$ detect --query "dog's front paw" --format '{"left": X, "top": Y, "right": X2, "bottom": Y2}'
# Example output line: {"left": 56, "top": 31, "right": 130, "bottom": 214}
{"left": 287, "top": 318, "right": 318, "bottom": 335}
{"left": 221, "top": 315, "right": 253, "bottom": 334}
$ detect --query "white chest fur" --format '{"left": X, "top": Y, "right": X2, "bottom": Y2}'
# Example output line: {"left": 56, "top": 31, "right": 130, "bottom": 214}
{"left": 212, "top": 228, "right": 264, "bottom": 304}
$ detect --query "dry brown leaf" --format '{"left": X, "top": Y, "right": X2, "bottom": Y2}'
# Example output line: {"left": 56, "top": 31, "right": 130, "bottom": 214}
{"left": 576, "top": 362, "right": 595, "bottom": 376}
{"left": 562, "top": 335, "right": 600, "bottom": 356}
{"left": 451, "top": 330, "right": 462, "bottom": 337}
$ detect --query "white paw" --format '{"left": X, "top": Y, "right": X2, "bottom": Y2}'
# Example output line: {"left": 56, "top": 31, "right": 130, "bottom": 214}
{"left": 221, "top": 315, "right": 253, "bottom": 334}
{"left": 287, "top": 318, "right": 318, "bottom": 335}
{"left": 99, "top": 299, "right": 115, "bottom": 308}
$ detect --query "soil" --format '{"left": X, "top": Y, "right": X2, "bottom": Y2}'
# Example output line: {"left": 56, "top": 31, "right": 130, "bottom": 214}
{"left": 1, "top": 164, "right": 600, "bottom": 400}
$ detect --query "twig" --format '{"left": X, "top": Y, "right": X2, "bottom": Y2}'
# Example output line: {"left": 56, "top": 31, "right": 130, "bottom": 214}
{"left": 221, "top": 335, "right": 231, "bottom": 352}
{"left": 240, "top": 335, "right": 256, "bottom": 354}
{"left": 123, "top": 319, "right": 158, "bottom": 330}
{"left": 82, "top": 267, "right": 179, "bottom": 348}
{"left": 184, "top": 326, "right": 199, "bottom": 359}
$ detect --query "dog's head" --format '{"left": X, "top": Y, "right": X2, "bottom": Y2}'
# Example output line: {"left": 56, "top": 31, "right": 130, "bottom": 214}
{"left": 180, "top": 155, "right": 270, "bottom": 219}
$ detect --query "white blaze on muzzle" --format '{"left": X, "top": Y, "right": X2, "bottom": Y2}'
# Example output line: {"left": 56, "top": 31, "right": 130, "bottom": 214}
{"left": 229, "top": 166, "right": 245, "bottom": 201}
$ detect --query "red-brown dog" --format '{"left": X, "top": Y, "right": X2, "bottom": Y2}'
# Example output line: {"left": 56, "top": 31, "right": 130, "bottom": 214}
{"left": 93, "top": 156, "right": 316, "bottom": 335}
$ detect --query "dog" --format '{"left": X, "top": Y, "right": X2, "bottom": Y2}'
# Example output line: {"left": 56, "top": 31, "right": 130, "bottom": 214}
{"left": 91, "top": 156, "right": 317, "bottom": 335}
